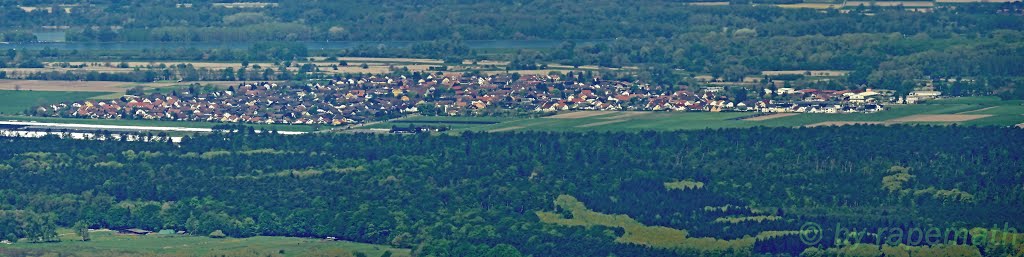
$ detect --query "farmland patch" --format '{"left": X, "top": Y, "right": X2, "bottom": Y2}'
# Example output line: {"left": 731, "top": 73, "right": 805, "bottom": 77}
{"left": 488, "top": 126, "right": 524, "bottom": 132}
{"left": 575, "top": 119, "right": 628, "bottom": 128}
{"left": 544, "top": 111, "right": 613, "bottom": 119}
{"left": 743, "top": 113, "right": 798, "bottom": 121}
{"left": 887, "top": 114, "right": 991, "bottom": 122}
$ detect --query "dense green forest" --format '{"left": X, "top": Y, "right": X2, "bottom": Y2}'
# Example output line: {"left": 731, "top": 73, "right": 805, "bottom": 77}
{"left": 3, "top": 1, "right": 1024, "bottom": 94}
{"left": 1, "top": 126, "right": 1022, "bottom": 256}
{"left": 3, "top": 1, "right": 1022, "bottom": 41}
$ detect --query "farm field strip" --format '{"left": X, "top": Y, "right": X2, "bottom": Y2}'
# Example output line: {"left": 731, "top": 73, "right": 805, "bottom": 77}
{"left": 488, "top": 126, "right": 524, "bottom": 132}
{"left": 543, "top": 111, "right": 615, "bottom": 119}
{"left": 957, "top": 106, "right": 998, "bottom": 114}
{"left": 742, "top": 113, "right": 798, "bottom": 121}
{"left": 598, "top": 111, "right": 650, "bottom": 120}
{"left": 480, "top": 101, "right": 1024, "bottom": 132}
{"left": 887, "top": 114, "right": 991, "bottom": 122}
{"left": 576, "top": 119, "right": 629, "bottom": 128}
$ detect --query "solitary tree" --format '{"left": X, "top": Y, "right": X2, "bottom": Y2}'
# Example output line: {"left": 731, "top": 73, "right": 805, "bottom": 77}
{"left": 73, "top": 221, "right": 90, "bottom": 241}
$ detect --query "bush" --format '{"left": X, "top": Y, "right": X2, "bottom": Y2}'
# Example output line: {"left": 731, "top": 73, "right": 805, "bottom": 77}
{"left": 209, "top": 230, "right": 227, "bottom": 238}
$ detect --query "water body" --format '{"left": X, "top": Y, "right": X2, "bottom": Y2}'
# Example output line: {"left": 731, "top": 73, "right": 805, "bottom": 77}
{"left": 3, "top": 39, "right": 592, "bottom": 51}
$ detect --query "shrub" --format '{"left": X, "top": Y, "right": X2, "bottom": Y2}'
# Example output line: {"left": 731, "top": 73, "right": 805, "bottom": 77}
{"left": 209, "top": 230, "right": 226, "bottom": 238}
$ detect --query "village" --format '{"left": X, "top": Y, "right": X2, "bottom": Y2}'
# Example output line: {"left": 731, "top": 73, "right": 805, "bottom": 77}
{"left": 31, "top": 73, "right": 943, "bottom": 126}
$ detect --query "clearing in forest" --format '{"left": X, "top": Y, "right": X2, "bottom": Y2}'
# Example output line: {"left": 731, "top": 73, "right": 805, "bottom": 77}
{"left": 664, "top": 180, "right": 704, "bottom": 191}
{"left": 536, "top": 195, "right": 795, "bottom": 254}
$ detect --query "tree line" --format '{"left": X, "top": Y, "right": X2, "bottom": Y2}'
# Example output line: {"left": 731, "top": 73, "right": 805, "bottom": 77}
{"left": 6, "top": 1, "right": 1022, "bottom": 41}
{"left": 0, "top": 125, "right": 1022, "bottom": 256}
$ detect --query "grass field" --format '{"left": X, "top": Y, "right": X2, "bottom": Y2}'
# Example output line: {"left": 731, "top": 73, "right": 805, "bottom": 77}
{"left": 927, "top": 96, "right": 1024, "bottom": 105}
{"left": 469, "top": 112, "right": 757, "bottom": 132}
{"left": 536, "top": 195, "right": 794, "bottom": 254}
{"left": 430, "top": 98, "right": 1024, "bottom": 133}
{"left": 0, "top": 90, "right": 107, "bottom": 114}
{"left": 1, "top": 228, "right": 410, "bottom": 257}
{"left": 363, "top": 115, "right": 523, "bottom": 130}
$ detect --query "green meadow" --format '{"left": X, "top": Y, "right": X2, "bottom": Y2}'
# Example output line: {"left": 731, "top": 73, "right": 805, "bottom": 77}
{"left": 450, "top": 98, "right": 1024, "bottom": 132}
{"left": 536, "top": 195, "right": 795, "bottom": 254}
{"left": 0, "top": 228, "right": 410, "bottom": 257}
{"left": 0, "top": 90, "right": 107, "bottom": 114}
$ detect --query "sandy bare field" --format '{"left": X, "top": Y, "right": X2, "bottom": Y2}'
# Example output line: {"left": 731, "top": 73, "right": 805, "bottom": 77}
{"left": 544, "top": 111, "right": 613, "bottom": 119}
{"left": 488, "top": 126, "right": 524, "bottom": 132}
{"left": 743, "top": 113, "right": 799, "bottom": 121}
{"left": 0, "top": 80, "right": 137, "bottom": 92}
{"left": 576, "top": 119, "right": 628, "bottom": 128}
{"left": 888, "top": 114, "right": 991, "bottom": 122}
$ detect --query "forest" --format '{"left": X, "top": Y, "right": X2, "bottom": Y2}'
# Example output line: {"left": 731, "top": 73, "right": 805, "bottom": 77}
{"left": 4, "top": 1, "right": 1024, "bottom": 96}
{"left": 3, "top": 1, "right": 1022, "bottom": 41}
{"left": 0, "top": 125, "right": 1022, "bottom": 256}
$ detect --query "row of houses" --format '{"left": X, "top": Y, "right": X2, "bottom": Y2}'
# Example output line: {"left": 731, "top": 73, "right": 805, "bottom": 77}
{"left": 36, "top": 74, "right": 903, "bottom": 125}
